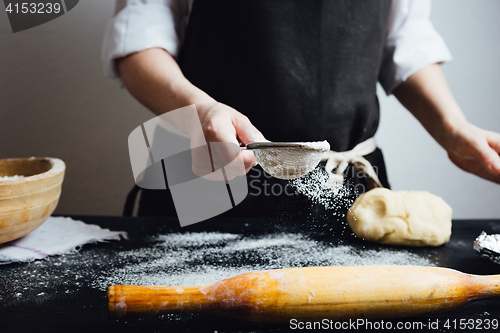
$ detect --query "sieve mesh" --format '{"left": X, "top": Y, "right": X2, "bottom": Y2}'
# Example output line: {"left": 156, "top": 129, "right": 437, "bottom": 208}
{"left": 252, "top": 141, "right": 330, "bottom": 180}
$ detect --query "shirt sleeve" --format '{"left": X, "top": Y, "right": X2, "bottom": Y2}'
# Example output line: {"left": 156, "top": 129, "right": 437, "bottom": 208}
{"left": 101, "top": 0, "right": 192, "bottom": 79}
{"left": 379, "top": 0, "right": 453, "bottom": 95}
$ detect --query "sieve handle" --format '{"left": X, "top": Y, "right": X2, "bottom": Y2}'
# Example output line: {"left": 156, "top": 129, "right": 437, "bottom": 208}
{"left": 246, "top": 142, "right": 304, "bottom": 150}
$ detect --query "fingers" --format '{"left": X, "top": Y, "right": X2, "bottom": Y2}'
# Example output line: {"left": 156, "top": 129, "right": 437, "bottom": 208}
{"left": 448, "top": 151, "right": 500, "bottom": 184}
{"left": 241, "top": 149, "right": 257, "bottom": 172}
{"left": 446, "top": 124, "right": 500, "bottom": 184}
{"left": 486, "top": 131, "right": 500, "bottom": 173}
{"left": 202, "top": 110, "right": 239, "bottom": 146}
{"left": 192, "top": 103, "right": 261, "bottom": 179}
{"left": 232, "top": 112, "right": 266, "bottom": 145}
{"left": 486, "top": 130, "right": 500, "bottom": 152}
{"left": 231, "top": 113, "right": 262, "bottom": 172}
{"left": 472, "top": 130, "right": 500, "bottom": 174}
{"left": 454, "top": 125, "right": 500, "bottom": 176}
{"left": 476, "top": 143, "right": 500, "bottom": 174}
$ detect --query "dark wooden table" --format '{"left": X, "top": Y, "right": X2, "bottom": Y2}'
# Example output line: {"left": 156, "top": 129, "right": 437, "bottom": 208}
{"left": 1, "top": 216, "right": 500, "bottom": 333}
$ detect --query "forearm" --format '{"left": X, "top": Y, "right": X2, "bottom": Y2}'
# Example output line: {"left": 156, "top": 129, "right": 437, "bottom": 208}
{"left": 393, "top": 63, "right": 500, "bottom": 182}
{"left": 117, "top": 47, "right": 216, "bottom": 131}
{"left": 117, "top": 47, "right": 264, "bottom": 173}
{"left": 392, "top": 64, "right": 467, "bottom": 150}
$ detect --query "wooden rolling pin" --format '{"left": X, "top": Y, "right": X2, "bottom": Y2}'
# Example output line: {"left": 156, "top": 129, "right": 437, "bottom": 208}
{"left": 108, "top": 265, "right": 500, "bottom": 322}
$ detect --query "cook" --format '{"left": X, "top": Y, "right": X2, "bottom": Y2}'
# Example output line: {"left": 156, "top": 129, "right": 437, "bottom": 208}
{"left": 102, "top": 0, "right": 500, "bottom": 219}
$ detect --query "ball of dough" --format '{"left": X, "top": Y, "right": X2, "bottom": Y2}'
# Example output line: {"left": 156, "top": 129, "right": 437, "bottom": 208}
{"left": 347, "top": 188, "right": 452, "bottom": 246}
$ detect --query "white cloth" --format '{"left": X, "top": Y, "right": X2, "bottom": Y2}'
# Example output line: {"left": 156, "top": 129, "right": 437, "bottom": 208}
{"left": 322, "top": 137, "right": 382, "bottom": 187}
{"left": 0, "top": 216, "right": 127, "bottom": 265}
{"left": 102, "top": 0, "right": 452, "bottom": 95}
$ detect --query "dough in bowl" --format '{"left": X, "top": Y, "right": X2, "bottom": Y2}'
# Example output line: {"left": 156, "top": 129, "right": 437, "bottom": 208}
{"left": 347, "top": 188, "right": 452, "bottom": 246}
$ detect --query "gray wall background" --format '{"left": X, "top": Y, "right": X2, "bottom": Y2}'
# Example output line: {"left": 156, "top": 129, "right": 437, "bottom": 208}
{"left": 1, "top": 0, "right": 499, "bottom": 218}
{"left": 376, "top": 0, "right": 500, "bottom": 218}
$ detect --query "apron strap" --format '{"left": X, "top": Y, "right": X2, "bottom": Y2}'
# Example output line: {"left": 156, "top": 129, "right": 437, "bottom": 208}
{"left": 322, "top": 137, "right": 383, "bottom": 188}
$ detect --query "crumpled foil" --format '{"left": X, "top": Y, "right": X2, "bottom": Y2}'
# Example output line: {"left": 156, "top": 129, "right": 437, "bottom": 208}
{"left": 474, "top": 231, "right": 500, "bottom": 265}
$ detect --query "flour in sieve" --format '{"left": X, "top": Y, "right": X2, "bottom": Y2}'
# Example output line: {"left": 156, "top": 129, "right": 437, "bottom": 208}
{"left": 0, "top": 175, "right": 24, "bottom": 181}
{"left": 295, "top": 141, "right": 330, "bottom": 151}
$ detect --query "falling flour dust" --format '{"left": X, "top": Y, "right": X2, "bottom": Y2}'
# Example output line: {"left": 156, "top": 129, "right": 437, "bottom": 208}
{"left": 289, "top": 165, "right": 354, "bottom": 211}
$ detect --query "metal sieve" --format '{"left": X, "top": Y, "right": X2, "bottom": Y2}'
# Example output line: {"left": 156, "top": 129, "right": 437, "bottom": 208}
{"left": 244, "top": 141, "right": 330, "bottom": 180}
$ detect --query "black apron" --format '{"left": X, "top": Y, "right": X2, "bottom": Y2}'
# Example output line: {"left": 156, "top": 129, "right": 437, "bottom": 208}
{"left": 131, "top": 0, "right": 392, "bottom": 221}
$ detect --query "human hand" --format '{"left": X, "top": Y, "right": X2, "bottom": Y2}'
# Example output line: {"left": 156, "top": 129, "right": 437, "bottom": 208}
{"left": 392, "top": 64, "right": 500, "bottom": 184}
{"left": 117, "top": 49, "right": 265, "bottom": 181}
{"left": 444, "top": 123, "right": 500, "bottom": 184}
{"left": 189, "top": 101, "right": 266, "bottom": 180}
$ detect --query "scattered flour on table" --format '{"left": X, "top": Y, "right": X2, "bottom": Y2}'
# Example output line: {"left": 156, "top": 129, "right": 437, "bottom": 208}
{"left": 92, "top": 232, "right": 435, "bottom": 289}
{"left": 155, "top": 232, "right": 239, "bottom": 247}
{"left": 2, "top": 231, "right": 436, "bottom": 303}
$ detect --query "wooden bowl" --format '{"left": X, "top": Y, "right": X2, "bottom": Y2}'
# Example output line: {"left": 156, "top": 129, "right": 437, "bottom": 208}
{"left": 0, "top": 157, "right": 65, "bottom": 244}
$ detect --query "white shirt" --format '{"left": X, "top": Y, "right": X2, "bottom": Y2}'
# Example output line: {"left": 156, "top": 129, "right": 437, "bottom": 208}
{"left": 102, "top": 0, "right": 452, "bottom": 94}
